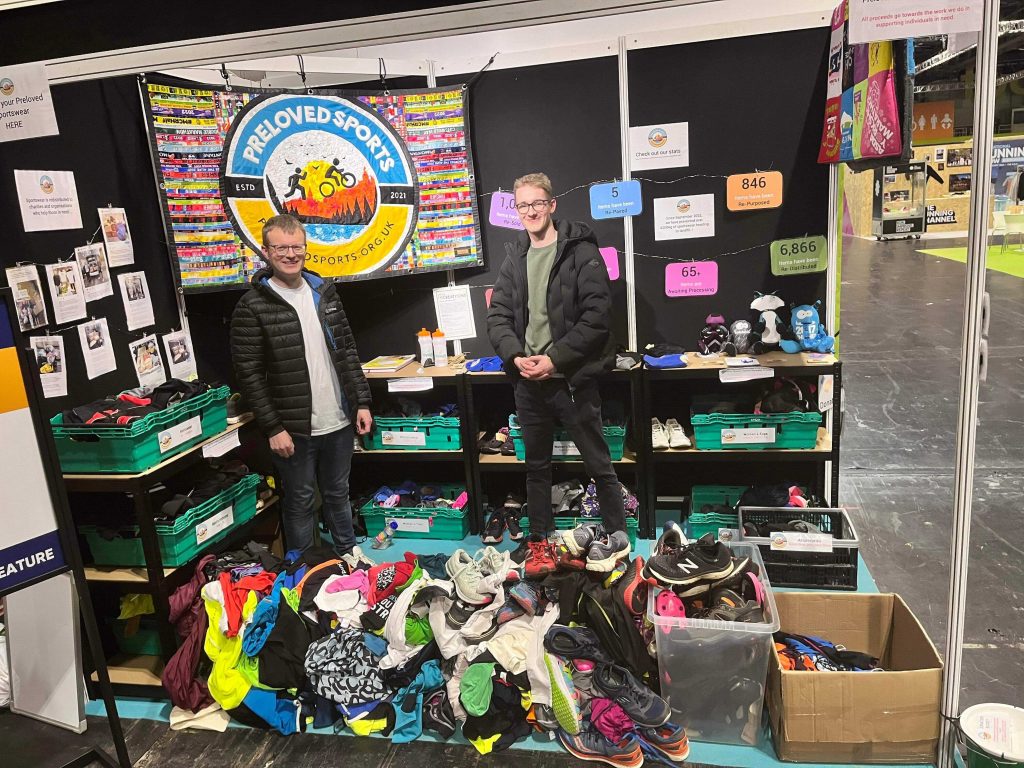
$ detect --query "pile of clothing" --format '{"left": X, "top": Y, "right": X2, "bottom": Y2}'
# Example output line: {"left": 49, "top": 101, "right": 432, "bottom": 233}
{"left": 163, "top": 532, "right": 691, "bottom": 765}
{"left": 61, "top": 379, "right": 211, "bottom": 426}
{"left": 774, "top": 632, "right": 879, "bottom": 672}
{"left": 367, "top": 482, "right": 468, "bottom": 511}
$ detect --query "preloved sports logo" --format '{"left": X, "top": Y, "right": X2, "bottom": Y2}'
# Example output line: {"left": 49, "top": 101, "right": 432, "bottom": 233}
{"left": 648, "top": 127, "right": 668, "bottom": 148}
{"left": 221, "top": 93, "right": 418, "bottom": 279}
{"left": 675, "top": 559, "right": 699, "bottom": 573}
{"left": 0, "top": 78, "right": 14, "bottom": 97}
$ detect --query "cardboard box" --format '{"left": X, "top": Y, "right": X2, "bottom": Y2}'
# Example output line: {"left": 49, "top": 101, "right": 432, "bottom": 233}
{"left": 768, "top": 593, "right": 942, "bottom": 764}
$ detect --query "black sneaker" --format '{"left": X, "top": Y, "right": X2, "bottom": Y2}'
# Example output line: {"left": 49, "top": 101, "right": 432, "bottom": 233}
{"left": 481, "top": 506, "right": 505, "bottom": 544}
{"left": 504, "top": 492, "right": 525, "bottom": 509}
{"left": 642, "top": 533, "right": 736, "bottom": 591}
{"left": 500, "top": 434, "right": 517, "bottom": 456}
{"left": 510, "top": 535, "right": 531, "bottom": 565}
{"left": 504, "top": 508, "right": 524, "bottom": 541}
{"left": 544, "top": 625, "right": 614, "bottom": 664}
{"left": 479, "top": 427, "right": 511, "bottom": 455}
{"left": 592, "top": 662, "right": 671, "bottom": 728}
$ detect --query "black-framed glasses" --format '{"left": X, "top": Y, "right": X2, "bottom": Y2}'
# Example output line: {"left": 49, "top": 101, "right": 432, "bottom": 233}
{"left": 515, "top": 199, "right": 553, "bottom": 214}
{"left": 266, "top": 244, "right": 307, "bottom": 256}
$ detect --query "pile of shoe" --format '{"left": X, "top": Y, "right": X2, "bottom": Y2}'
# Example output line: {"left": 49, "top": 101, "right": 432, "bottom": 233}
{"left": 481, "top": 493, "right": 526, "bottom": 544}
{"left": 513, "top": 523, "right": 633, "bottom": 577}
{"left": 478, "top": 426, "right": 516, "bottom": 456}
{"left": 643, "top": 524, "right": 766, "bottom": 624}
{"left": 651, "top": 417, "right": 691, "bottom": 449}
{"left": 538, "top": 625, "right": 689, "bottom": 765}
{"left": 367, "top": 482, "right": 467, "bottom": 511}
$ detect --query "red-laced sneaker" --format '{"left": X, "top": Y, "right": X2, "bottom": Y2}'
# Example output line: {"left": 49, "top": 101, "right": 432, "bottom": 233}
{"left": 523, "top": 534, "right": 558, "bottom": 579}
{"left": 552, "top": 540, "right": 587, "bottom": 572}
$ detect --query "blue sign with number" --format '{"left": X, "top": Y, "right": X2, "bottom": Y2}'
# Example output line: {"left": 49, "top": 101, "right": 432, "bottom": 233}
{"left": 589, "top": 181, "right": 642, "bottom": 220}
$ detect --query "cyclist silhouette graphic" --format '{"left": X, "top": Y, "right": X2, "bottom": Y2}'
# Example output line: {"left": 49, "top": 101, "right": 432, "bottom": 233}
{"left": 321, "top": 159, "right": 357, "bottom": 198}
{"left": 285, "top": 167, "right": 307, "bottom": 199}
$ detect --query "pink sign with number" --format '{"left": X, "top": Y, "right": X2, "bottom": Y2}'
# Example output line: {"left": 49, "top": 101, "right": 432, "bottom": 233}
{"left": 488, "top": 192, "right": 525, "bottom": 230}
{"left": 665, "top": 261, "right": 718, "bottom": 297}
{"left": 599, "top": 247, "right": 620, "bottom": 280}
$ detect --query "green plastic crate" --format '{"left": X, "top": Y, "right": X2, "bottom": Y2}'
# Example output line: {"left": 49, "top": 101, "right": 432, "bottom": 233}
{"left": 81, "top": 474, "right": 259, "bottom": 567}
{"left": 687, "top": 485, "right": 747, "bottom": 540}
{"left": 517, "top": 516, "right": 639, "bottom": 547}
{"left": 108, "top": 618, "right": 161, "bottom": 656}
{"left": 508, "top": 424, "right": 626, "bottom": 461}
{"left": 690, "top": 412, "right": 822, "bottom": 450}
{"left": 50, "top": 386, "right": 230, "bottom": 473}
{"left": 366, "top": 415, "right": 461, "bottom": 451}
{"left": 361, "top": 484, "right": 469, "bottom": 540}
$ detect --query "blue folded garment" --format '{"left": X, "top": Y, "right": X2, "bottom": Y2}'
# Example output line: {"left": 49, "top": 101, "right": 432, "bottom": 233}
{"left": 643, "top": 353, "right": 688, "bottom": 369}
{"left": 466, "top": 356, "right": 503, "bottom": 372}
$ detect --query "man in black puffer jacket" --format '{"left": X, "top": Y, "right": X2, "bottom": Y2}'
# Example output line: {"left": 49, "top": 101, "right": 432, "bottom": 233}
{"left": 487, "top": 173, "right": 626, "bottom": 572}
{"left": 230, "top": 214, "right": 372, "bottom": 556}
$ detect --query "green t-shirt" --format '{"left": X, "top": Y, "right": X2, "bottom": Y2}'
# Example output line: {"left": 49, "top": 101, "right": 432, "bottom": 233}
{"left": 525, "top": 241, "right": 558, "bottom": 356}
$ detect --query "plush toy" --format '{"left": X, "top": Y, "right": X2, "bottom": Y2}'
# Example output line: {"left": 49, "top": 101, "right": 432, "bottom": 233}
{"left": 749, "top": 293, "right": 787, "bottom": 353}
{"left": 698, "top": 314, "right": 736, "bottom": 356}
{"left": 779, "top": 301, "right": 835, "bottom": 354}
{"left": 730, "top": 320, "right": 753, "bottom": 354}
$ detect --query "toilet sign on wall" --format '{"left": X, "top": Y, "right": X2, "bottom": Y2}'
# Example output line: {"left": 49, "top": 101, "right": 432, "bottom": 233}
{"left": 0, "top": 298, "right": 65, "bottom": 594}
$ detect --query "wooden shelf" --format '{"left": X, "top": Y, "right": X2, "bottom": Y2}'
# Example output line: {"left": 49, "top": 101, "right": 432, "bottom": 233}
{"left": 63, "top": 415, "right": 254, "bottom": 488}
{"left": 83, "top": 566, "right": 174, "bottom": 584}
{"left": 91, "top": 654, "right": 164, "bottom": 687}
{"left": 647, "top": 351, "right": 838, "bottom": 379}
{"left": 478, "top": 449, "right": 638, "bottom": 470}
{"left": 363, "top": 361, "right": 460, "bottom": 379}
{"left": 353, "top": 448, "right": 465, "bottom": 461}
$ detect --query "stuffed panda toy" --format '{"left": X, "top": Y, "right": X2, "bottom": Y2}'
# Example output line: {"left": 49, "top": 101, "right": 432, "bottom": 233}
{"left": 749, "top": 293, "right": 787, "bottom": 353}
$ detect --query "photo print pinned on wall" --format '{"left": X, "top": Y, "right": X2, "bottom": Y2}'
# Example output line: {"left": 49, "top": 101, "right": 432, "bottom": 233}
{"left": 5, "top": 265, "right": 48, "bottom": 332}
{"left": 74, "top": 242, "right": 113, "bottom": 302}
{"left": 130, "top": 334, "right": 166, "bottom": 389}
{"left": 118, "top": 271, "right": 154, "bottom": 331}
{"left": 161, "top": 329, "right": 198, "bottom": 382}
{"left": 76, "top": 317, "right": 116, "bottom": 380}
{"left": 98, "top": 207, "right": 134, "bottom": 266}
{"left": 44, "top": 261, "right": 87, "bottom": 325}
{"left": 30, "top": 335, "right": 66, "bottom": 398}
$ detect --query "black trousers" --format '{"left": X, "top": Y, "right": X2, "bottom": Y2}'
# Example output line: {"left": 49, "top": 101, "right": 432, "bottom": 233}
{"left": 514, "top": 379, "right": 626, "bottom": 536}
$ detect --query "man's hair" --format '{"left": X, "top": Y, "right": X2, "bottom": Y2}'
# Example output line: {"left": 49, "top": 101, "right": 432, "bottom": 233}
{"left": 262, "top": 213, "right": 306, "bottom": 245}
{"left": 513, "top": 173, "right": 554, "bottom": 198}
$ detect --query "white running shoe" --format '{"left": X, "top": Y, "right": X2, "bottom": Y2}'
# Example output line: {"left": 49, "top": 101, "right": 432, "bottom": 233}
{"left": 445, "top": 549, "right": 492, "bottom": 604}
{"left": 665, "top": 418, "right": 692, "bottom": 449}
{"left": 651, "top": 418, "right": 670, "bottom": 450}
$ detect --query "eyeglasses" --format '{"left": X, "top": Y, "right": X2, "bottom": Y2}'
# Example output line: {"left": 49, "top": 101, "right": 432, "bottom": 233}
{"left": 515, "top": 199, "right": 553, "bottom": 214}
{"left": 266, "top": 244, "right": 307, "bottom": 256}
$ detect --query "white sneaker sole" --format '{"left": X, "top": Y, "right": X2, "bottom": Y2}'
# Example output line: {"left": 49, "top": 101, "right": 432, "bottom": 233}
{"left": 545, "top": 654, "right": 581, "bottom": 735}
{"left": 586, "top": 543, "right": 631, "bottom": 572}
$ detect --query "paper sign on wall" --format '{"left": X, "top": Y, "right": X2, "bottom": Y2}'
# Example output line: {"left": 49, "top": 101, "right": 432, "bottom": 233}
{"left": 0, "top": 63, "right": 59, "bottom": 143}
{"left": 118, "top": 271, "right": 154, "bottom": 331}
{"left": 29, "top": 335, "right": 66, "bottom": 398}
{"left": 74, "top": 243, "right": 113, "bottom": 303}
{"left": 654, "top": 194, "right": 715, "bottom": 241}
{"left": 76, "top": 318, "right": 116, "bottom": 380}
{"left": 6, "top": 265, "right": 48, "bottom": 332}
{"left": 432, "top": 285, "right": 476, "bottom": 340}
{"left": 98, "top": 207, "right": 134, "bottom": 267}
{"left": 665, "top": 261, "right": 718, "bottom": 297}
{"left": 129, "top": 334, "right": 167, "bottom": 389}
{"left": 44, "top": 261, "right": 86, "bottom": 325}
{"left": 630, "top": 122, "right": 689, "bottom": 171}
{"left": 770, "top": 236, "right": 827, "bottom": 276}
{"left": 849, "top": 0, "right": 983, "bottom": 44}
{"left": 162, "top": 330, "right": 198, "bottom": 382}
{"left": 488, "top": 192, "right": 524, "bottom": 230}
{"left": 726, "top": 172, "right": 784, "bottom": 211}
{"left": 599, "top": 247, "right": 620, "bottom": 281}
{"left": 589, "top": 181, "right": 642, "bottom": 219}
{"left": 15, "top": 170, "right": 82, "bottom": 232}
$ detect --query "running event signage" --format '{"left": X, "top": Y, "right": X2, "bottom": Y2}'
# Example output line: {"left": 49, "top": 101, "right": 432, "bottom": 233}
{"left": 142, "top": 78, "right": 483, "bottom": 290}
{"left": 0, "top": 297, "right": 66, "bottom": 594}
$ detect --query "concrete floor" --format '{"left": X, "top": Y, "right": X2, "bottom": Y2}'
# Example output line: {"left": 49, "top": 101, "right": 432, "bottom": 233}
{"left": 839, "top": 234, "right": 1024, "bottom": 710}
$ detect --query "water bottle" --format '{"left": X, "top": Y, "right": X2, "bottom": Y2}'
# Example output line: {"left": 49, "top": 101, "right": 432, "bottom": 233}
{"left": 372, "top": 521, "right": 399, "bottom": 550}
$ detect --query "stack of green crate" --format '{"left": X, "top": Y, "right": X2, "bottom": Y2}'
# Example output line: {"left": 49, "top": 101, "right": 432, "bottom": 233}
{"left": 508, "top": 422, "right": 626, "bottom": 461}
{"left": 366, "top": 415, "right": 461, "bottom": 450}
{"left": 50, "top": 385, "right": 230, "bottom": 473}
{"left": 81, "top": 473, "right": 259, "bottom": 567}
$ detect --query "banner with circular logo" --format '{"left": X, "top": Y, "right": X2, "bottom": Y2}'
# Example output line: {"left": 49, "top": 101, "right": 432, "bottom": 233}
{"left": 221, "top": 93, "right": 418, "bottom": 278}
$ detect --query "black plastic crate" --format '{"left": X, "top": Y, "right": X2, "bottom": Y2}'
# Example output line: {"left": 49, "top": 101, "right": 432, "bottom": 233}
{"left": 737, "top": 506, "right": 859, "bottom": 590}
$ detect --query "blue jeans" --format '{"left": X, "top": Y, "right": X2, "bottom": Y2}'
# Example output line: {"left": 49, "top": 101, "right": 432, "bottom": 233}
{"left": 271, "top": 425, "right": 356, "bottom": 555}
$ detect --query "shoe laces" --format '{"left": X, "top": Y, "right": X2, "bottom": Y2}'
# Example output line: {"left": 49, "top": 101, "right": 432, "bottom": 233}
{"left": 631, "top": 732, "right": 678, "bottom": 768}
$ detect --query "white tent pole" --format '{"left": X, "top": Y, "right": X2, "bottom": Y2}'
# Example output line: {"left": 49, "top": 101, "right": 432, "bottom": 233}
{"left": 938, "top": 2, "right": 1000, "bottom": 767}
{"left": 617, "top": 35, "right": 637, "bottom": 351}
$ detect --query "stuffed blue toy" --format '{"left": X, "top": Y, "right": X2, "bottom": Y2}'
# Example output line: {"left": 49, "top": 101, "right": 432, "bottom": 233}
{"left": 780, "top": 301, "right": 835, "bottom": 354}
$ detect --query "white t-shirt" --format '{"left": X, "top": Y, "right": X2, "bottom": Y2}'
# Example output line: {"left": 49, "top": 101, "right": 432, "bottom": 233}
{"left": 268, "top": 279, "right": 350, "bottom": 436}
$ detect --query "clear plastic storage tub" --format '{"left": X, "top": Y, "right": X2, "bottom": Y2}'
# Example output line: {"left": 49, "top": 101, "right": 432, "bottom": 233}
{"left": 647, "top": 541, "right": 779, "bottom": 746}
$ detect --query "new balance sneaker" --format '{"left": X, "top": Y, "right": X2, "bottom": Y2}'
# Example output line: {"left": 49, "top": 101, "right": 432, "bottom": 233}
{"left": 586, "top": 530, "right": 631, "bottom": 573}
{"left": 557, "top": 723, "right": 644, "bottom": 768}
{"left": 523, "top": 534, "right": 557, "bottom": 579}
{"left": 636, "top": 722, "right": 690, "bottom": 762}
{"left": 593, "top": 662, "right": 672, "bottom": 728}
{"left": 445, "top": 549, "right": 492, "bottom": 604}
{"left": 563, "top": 522, "right": 604, "bottom": 558}
{"left": 481, "top": 507, "right": 505, "bottom": 544}
{"left": 642, "top": 533, "right": 736, "bottom": 591}
{"left": 545, "top": 653, "right": 581, "bottom": 735}
{"left": 616, "top": 555, "right": 649, "bottom": 616}
{"left": 423, "top": 689, "right": 457, "bottom": 739}
{"left": 652, "top": 521, "right": 685, "bottom": 557}
{"left": 504, "top": 508, "right": 525, "bottom": 541}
